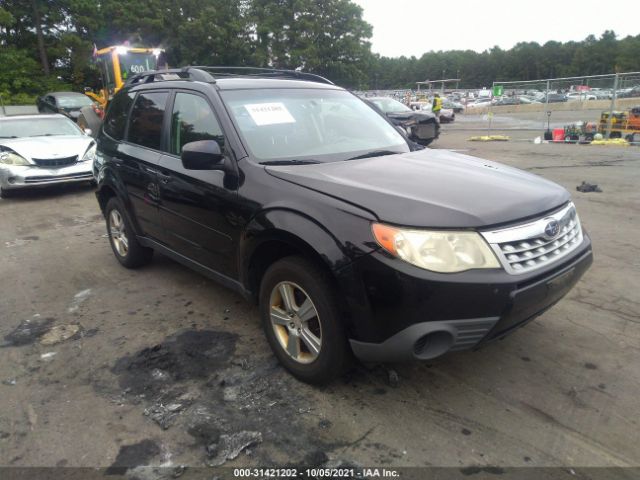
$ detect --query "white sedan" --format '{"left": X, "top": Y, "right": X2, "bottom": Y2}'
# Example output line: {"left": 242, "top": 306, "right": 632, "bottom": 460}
{"left": 0, "top": 114, "right": 96, "bottom": 197}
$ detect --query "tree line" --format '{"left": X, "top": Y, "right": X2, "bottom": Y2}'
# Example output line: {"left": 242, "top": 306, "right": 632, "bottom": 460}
{"left": 0, "top": 0, "right": 638, "bottom": 103}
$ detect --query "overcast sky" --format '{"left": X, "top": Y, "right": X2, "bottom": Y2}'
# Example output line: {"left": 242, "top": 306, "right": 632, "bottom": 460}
{"left": 351, "top": 0, "right": 637, "bottom": 58}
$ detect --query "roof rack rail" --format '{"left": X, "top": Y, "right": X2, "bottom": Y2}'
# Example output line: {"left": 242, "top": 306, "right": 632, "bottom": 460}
{"left": 125, "top": 67, "right": 215, "bottom": 86}
{"left": 125, "top": 66, "right": 334, "bottom": 86}
{"left": 189, "top": 66, "right": 334, "bottom": 85}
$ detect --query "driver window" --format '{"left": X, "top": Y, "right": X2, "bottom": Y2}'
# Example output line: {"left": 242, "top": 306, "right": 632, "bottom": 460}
{"left": 169, "top": 93, "right": 224, "bottom": 155}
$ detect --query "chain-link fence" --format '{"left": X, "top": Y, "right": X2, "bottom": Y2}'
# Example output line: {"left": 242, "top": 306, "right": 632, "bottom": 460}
{"left": 356, "top": 72, "right": 640, "bottom": 144}
{"left": 488, "top": 72, "right": 640, "bottom": 142}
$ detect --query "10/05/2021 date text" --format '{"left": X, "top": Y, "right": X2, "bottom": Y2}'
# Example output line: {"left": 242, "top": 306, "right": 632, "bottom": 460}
{"left": 233, "top": 468, "right": 400, "bottom": 478}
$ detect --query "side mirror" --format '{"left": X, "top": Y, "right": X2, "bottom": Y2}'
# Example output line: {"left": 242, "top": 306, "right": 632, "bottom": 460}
{"left": 181, "top": 140, "right": 224, "bottom": 170}
{"left": 83, "top": 128, "right": 92, "bottom": 136}
{"left": 83, "top": 87, "right": 93, "bottom": 93}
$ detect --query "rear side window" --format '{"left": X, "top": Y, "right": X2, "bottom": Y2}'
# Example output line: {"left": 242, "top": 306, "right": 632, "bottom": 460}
{"left": 104, "top": 92, "right": 135, "bottom": 140}
{"left": 128, "top": 92, "right": 168, "bottom": 150}
{"left": 169, "top": 93, "right": 224, "bottom": 155}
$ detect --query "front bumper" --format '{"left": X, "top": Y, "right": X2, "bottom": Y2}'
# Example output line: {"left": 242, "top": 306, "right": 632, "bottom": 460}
{"left": 341, "top": 235, "right": 593, "bottom": 363}
{"left": 410, "top": 122, "right": 439, "bottom": 143}
{"left": 0, "top": 163, "right": 94, "bottom": 190}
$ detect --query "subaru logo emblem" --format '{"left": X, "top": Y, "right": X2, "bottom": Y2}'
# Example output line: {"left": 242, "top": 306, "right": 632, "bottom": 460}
{"left": 544, "top": 220, "right": 560, "bottom": 239}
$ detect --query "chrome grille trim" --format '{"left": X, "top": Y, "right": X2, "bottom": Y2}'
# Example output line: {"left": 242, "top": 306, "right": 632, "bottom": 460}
{"left": 480, "top": 203, "right": 583, "bottom": 275}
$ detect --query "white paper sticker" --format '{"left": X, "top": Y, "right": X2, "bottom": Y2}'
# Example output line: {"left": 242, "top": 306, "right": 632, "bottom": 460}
{"left": 245, "top": 102, "right": 296, "bottom": 126}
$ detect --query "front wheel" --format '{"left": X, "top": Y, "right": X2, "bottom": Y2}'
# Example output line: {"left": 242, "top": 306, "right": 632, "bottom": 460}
{"left": 259, "top": 256, "right": 350, "bottom": 384}
{"left": 105, "top": 197, "right": 153, "bottom": 268}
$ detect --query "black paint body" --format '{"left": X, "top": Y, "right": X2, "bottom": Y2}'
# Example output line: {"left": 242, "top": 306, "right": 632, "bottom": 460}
{"left": 95, "top": 77, "right": 592, "bottom": 359}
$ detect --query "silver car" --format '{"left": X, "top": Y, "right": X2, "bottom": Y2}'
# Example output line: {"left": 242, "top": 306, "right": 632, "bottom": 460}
{"left": 0, "top": 114, "right": 96, "bottom": 198}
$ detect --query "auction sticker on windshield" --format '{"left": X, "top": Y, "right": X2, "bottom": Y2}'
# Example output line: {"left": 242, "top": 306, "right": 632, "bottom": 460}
{"left": 245, "top": 103, "right": 295, "bottom": 126}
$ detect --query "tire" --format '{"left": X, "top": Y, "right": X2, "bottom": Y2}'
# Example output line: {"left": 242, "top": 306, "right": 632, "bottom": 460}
{"left": 78, "top": 106, "right": 101, "bottom": 138}
{"left": 259, "top": 255, "right": 350, "bottom": 384}
{"left": 105, "top": 197, "right": 153, "bottom": 268}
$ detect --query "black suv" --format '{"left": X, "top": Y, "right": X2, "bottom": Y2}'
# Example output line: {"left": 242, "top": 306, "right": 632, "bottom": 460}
{"left": 95, "top": 67, "right": 593, "bottom": 383}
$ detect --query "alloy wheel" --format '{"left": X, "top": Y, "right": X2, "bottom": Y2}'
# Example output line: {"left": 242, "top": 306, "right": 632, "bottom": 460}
{"left": 109, "top": 209, "right": 129, "bottom": 257}
{"left": 269, "top": 281, "right": 322, "bottom": 364}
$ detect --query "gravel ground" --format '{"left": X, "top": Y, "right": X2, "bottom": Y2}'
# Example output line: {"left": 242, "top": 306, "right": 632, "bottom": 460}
{"left": 0, "top": 114, "right": 639, "bottom": 477}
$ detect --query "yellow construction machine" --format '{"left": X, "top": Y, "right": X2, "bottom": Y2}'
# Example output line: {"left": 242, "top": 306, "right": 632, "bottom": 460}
{"left": 78, "top": 45, "right": 166, "bottom": 135}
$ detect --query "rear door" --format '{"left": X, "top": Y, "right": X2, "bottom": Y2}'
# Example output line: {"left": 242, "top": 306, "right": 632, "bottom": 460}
{"left": 156, "top": 91, "right": 239, "bottom": 276}
{"left": 101, "top": 90, "right": 167, "bottom": 240}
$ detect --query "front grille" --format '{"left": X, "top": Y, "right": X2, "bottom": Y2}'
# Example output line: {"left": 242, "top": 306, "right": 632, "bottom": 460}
{"left": 32, "top": 156, "right": 78, "bottom": 167}
{"left": 481, "top": 203, "right": 583, "bottom": 275}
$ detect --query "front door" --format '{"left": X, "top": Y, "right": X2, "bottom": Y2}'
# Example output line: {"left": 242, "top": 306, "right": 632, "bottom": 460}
{"left": 157, "top": 91, "right": 239, "bottom": 277}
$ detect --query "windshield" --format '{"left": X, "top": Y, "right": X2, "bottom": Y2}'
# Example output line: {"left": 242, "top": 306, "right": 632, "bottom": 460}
{"left": 118, "top": 52, "right": 158, "bottom": 82}
{"left": 370, "top": 97, "right": 412, "bottom": 113}
{"left": 221, "top": 88, "right": 409, "bottom": 163}
{"left": 0, "top": 117, "right": 82, "bottom": 138}
{"left": 56, "top": 95, "right": 94, "bottom": 108}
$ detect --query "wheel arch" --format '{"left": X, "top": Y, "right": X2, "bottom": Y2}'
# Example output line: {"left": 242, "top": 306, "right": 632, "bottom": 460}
{"left": 243, "top": 226, "right": 360, "bottom": 341}
{"left": 95, "top": 168, "right": 145, "bottom": 237}
{"left": 239, "top": 208, "right": 355, "bottom": 301}
{"left": 96, "top": 183, "right": 117, "bottom": 214}
{"left": 243, "top": 228, "right": 338, "bottom": 302}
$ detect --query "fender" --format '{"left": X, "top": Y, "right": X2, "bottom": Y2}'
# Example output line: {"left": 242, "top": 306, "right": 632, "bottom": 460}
{"left": 239, "top": 207, "right": 376, "bottom": 288}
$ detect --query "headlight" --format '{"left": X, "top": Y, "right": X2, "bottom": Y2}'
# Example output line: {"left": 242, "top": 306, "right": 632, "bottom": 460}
{"left": 372, "top": 223, "right": 500, "bottom": 273}
{"left": 81, "top": 145, "right": 97, "bottom": 162}
{"left": 0, "top": 152, "right": 30, "bottom": 166}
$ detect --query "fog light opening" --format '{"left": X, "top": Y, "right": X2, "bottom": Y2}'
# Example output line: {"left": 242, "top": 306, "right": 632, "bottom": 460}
{"left": 413, "top": 331, "right": 454, "bottom": 359}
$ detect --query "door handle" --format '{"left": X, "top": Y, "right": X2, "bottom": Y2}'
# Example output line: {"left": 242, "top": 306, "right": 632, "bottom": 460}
{"left": 143, "top": 166, "right": 171, "bottom": 183}
{"left": 157, "top": 171, "right": 172, "bottom": 184}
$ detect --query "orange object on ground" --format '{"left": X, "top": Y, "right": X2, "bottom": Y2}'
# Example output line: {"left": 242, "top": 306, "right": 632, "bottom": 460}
{"left": 553, "top": 128, "right": 565, "bottom": 142}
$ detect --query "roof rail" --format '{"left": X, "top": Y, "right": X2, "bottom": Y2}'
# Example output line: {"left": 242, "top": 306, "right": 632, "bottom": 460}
{"left": 190, "top": 66, "right": 334, "bottom": 85}
{"left": 125, "top": 66, "right": 334, "bottom": 87}
{"left": 125, "top": 67, "right": 215, "bottom": 86}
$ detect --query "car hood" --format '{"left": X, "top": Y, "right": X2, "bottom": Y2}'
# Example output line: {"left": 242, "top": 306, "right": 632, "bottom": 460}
{"left": 0, "top": 135, "right": 93, "bottom": 162}
{"left": 265, "top": 149, "right": 570, "bottom": 228}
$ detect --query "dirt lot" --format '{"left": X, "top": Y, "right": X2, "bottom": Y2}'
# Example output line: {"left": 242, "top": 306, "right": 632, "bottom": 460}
{"left": 1, "top": 116, "right": 639, "bottom": 476}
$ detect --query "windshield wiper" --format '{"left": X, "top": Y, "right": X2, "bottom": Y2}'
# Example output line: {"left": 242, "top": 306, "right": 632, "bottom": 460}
{"left": 348, "top": 150, "right": 399, "bottom": 160}
{"left": 28, "top": 133, "right": 65, "bottom": 137}
{"left": 0, "top": 135, "right": 18, "bottom": 138}
{"left": 260, "top": 160, "right": 320, "bottom": 166}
